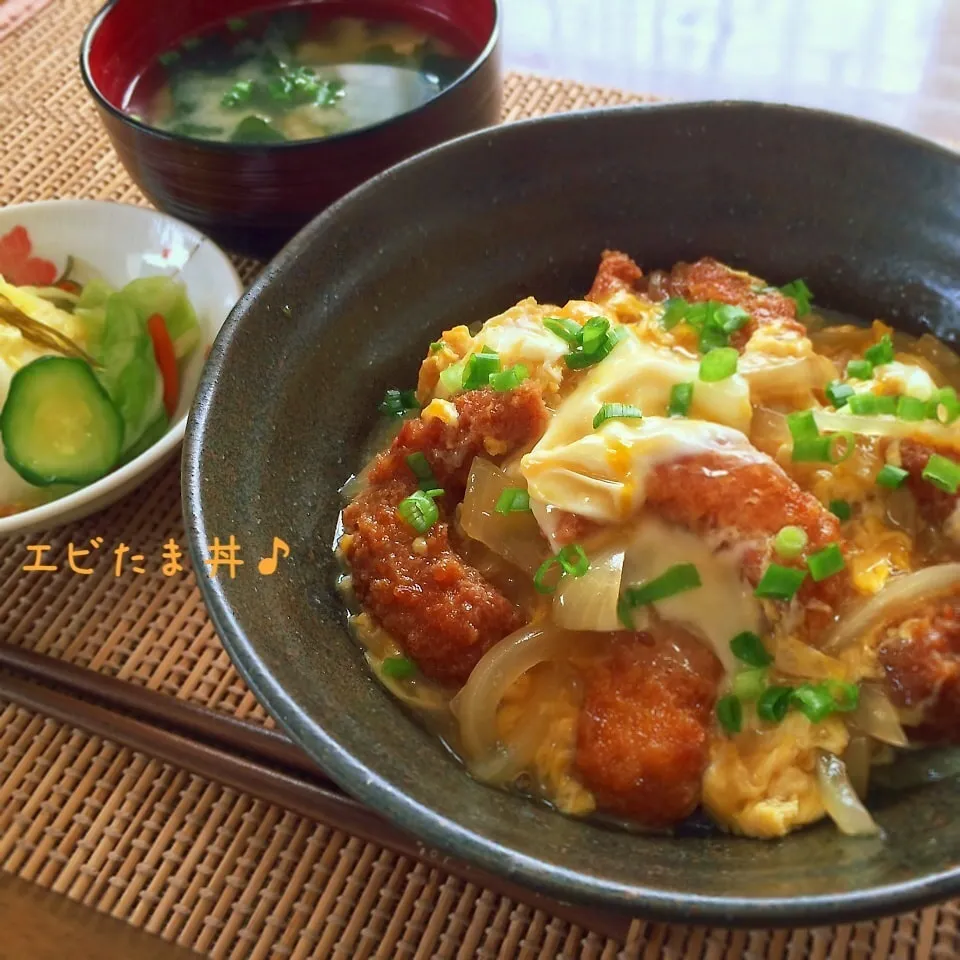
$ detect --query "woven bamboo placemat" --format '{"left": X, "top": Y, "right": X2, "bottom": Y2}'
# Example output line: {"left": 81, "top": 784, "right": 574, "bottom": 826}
{"left": 1, "top": 2, "right": 959, "bottom": 958}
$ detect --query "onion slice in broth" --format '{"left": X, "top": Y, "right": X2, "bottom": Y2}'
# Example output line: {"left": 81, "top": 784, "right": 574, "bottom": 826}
{"left": 816, "top": 751, "right": 882, "bottom": 837}
{"left": 825, "top": 563, "right": 960, "bottom": 653}
{"left": 850, "top": 684, "right": 909, "bottom": 747}
{"left": 553, "top": 541, "right": 625, "bottom": 631}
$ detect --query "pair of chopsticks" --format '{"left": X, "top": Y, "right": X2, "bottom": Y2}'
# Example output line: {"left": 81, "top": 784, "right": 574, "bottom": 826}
{"left": 0, "top": 644, "right": 632, "bottom": 942}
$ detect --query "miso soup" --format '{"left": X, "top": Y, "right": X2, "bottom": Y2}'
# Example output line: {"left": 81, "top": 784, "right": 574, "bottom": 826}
{"left": 125, "top": 6, "right": 474, "bottom": 144}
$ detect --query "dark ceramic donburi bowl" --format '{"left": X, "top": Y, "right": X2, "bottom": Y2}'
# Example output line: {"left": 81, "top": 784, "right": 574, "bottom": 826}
{"left": 80, "top": 0, "right": 501, "bottom": 259}
{"left": 184, "top": 103, "right": 960, "bottom": 926}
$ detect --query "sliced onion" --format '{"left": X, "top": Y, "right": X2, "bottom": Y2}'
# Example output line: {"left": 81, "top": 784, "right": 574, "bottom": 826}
{"left": 813, "top": 409, "right": 960, "bottom": 445}
{"left": 824, "top": 563, "right": 960, "bottom": 652}
{"left": 850, "top": 684, "right": 909, "bottom": 747}
{"left": 749, "top": 406, "right": 791, "bottom": 458}
{"left": 451, "top": 624, "right": 585, "bottom": 765}
{"left": 553, "top": 540, "right": 624, "bottom": 631}
{"left": 816, "top": 751, "right": 882, "bottom": 837}
{"left": 775, "top": 636, "right": 848, "bottom": 680}
{"left": 460, "top": 458, "right": 548, "bottom": 575}
{"left": 843, "top": 735, "right": 872, "bottom": 799}
{"left": 740, "top": 354, "right": 835, "bottom": 401}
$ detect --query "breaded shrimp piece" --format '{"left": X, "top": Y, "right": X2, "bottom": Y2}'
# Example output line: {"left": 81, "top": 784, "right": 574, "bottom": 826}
{"left": 586, "top": 249, "right": 644, "bottom": 302}
{"left": 877, "top": 592, "right": 960, "bottom": 742}
{"left": 575, "top": 628, "right": 723, "bottom": 826}
{"left": 342, "top": 384, "right": 549, "bottom": 685}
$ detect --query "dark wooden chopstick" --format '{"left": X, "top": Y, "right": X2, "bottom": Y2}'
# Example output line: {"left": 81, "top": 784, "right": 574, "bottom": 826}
{"left": 0, "top": 645, "right": 633, "bottom": 942}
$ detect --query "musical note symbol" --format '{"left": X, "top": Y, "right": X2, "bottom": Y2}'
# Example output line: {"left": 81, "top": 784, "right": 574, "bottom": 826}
{"left": 257, "top": 537, "right": 290, "bottom": 576}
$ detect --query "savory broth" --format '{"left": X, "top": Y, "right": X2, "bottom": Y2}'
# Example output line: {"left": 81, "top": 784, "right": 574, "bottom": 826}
{"left": 125, "top": 7, "right": 473, "bottom": 143}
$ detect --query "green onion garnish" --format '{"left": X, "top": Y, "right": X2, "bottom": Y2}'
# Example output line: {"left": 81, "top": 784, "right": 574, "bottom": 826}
{"left": 495, "top": 487, "right": 531, "bottom": 515}
{"left": 806, "top": 543, "right": 845, "bottom": 582}
{"left": 533, "top": 543, "right": 590, "bottom": 594}
{"left": 661, "top": 298, "right": 689, "bottom": 330}
{"left": 593, "top": 403, "right": 643, "bottom": 429}
{"left": 847, "top": 393, "right": 877, "bottom": 415}
{"left": 580, "top": 317, "right": 610, "bottom": 353}
{"left": 730, "top": 630, "right": 773, "bottom": 667}
{"left": 405, "top": 452, "right": 437, "bottom": 490}
{"left": 779, "top": 279, "right": 813, "bottom": 316}
{"left": 756, "top": 685, "right": 793, "bottom": 723}
{"left": 829, "top": 499, "right": 852, "bottom": 522}
{"left": 489, "top": 363, "right": 529, "bottom": 392}
{"left": 698, "top": 347, "right": 738, "bottom": 382}
{"left": 930, "top": 387, "right": 960, "bottom": 424}
{"left": 221, "top": 79, "right": 254, "bottom": 108}
{"left": 754, "top": 563, "right": 806, "bottom": 601}
{"left": 716, "top": 695, "right": 743, "bottom": 735}
{"left": 773, "top": 525, "right": 808, "bottom": 559}
{"left": 732, "top": 668, "right": 768, "bottom": 702}
{"left": 922, "top": 453, "right": 960, "bottom": 494}
{"left": 543, "top": 316, "right": 582, "bottom": 344}
{"left": 397, "top": 489, "right": 443, "bottom": 534}
{"left": 463, "top": 350, "right": 500, "bottom": 390}
{"left": 875, "top": 395, "right": 897, "bottom": 415}
{"left": 897, "top": 395, "right": 927, "bottom": 421}
{"left": 379, "top": 388, "right": 419, "bottom": 417}
{"left": 790, "top": 683, "right": 837, "bottom": 723}
{"left": 791, "top": 436, "right": 831, "bottom": 463}
{"left": 864, "top": 334, "right": 894, "bottom": 367}
{"left": 381, "top": 656, "right": 416, "bottom": 679}
{"left": 439, "top": 361, "right": 465, "bottom": 395}
{"left": 825, "top": 679, "right": 860, "bottom": 712}
{"left": 660, "top": 299, "right": 751, "bottom": 352}
{"left": 876, "top": 464, "right": 909, "bottom": 489}
{"left": 825, "top": 381, "right": 855, "bottom": 408}
{"left": 846, "top": 359, "right": 874, "bottom": 380}
{"left": 617, "top": 563, "right": 702, "bottom": 628}
{"left": 429, "top": 341, "right": 444, "bottom": 353}
{"left": 786, "top": 409, "right": 819, "bottom": 442}
{"left": 668, "top": 382, "right": 694, "bottom": 417}
{"left": 564, "top": 322, "right": 626, "bottom": 369}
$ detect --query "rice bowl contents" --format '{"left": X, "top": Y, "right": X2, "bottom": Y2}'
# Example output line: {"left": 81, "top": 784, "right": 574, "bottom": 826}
{"left": 335, "top": 250, "right": 960, "bottom": 839}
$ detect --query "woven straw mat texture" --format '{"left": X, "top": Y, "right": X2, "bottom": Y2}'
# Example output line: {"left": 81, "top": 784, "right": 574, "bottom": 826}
{"left": 1, "top": 2, "right": 960, "bottom": 958}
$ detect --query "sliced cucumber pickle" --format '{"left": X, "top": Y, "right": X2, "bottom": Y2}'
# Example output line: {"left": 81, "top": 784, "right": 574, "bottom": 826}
{"left": 1, "top": 356, "right": 123, "bottom": 486}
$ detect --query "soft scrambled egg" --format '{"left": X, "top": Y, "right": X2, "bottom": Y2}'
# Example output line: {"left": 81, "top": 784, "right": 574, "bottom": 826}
{"left": 703, "top": 711, "right": 849, "bottom": 838}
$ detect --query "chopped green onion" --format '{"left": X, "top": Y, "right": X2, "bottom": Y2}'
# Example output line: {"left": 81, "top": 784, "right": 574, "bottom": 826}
{"left": 580, "top": 317, "right": 610, "bottom": 353}
{"left": 463, "top": 351, "right": 500, "bottom": 390}
{"left": 534, "top": 544, "right": 590, "bottom": 594}
{"left": 439, "top": 360, "right": 465, "bottom": 394}
{"left": 489, "top": 363, "right": 529, "bottom": 392}
{"left": 543, "top": 316, "right": 582, "bottom": 344}
{"left": 661, "top": 298, "right": 689, "bottom": 330}
{"left": 379, "top": 388, "right": 419, "bottom": 417}
{"left": 864, "top": 334, "right": 894, "bottom": 367}
{"left": 875, "top": 395, "right": 897, "bottom": 416}
{"left": 221, "top": 79, "right": 254, "bottom": 108}
{"left": 381, "top": 656, "right": 416, "bottom": 679}
{"left": 668, "top": 382, "right": 694, "bottom": 417}
{"left": 557, "top": 543, "right": 590, "bottom": 577}
{"left": 897, "top": 395, "right": 927, "bottom": 421}
{"left": 876, "top": 464, "right": 909, "bottom": 489}
{"left": 790, "top": 683, "right": 836, "bottom": 723}
{"left": 756, "top": 685, "right": 793, "bottom": 723}
{"left": 930, "top": 387, "right": 960, "bottom": 425}
{"left": 829, "top": 499, "right": 852, "bottom": 522}
{"left": 806, "top": 543, "right": 845, "bottom": 582}
{"left": 494, "top": 487, "right": 531, "bottom": 515}
{"left": 780, "top": 279, "right": 813, "bottom": 316}
{"left": 846, "top": 359, "right": 874, "bottom": 380}
{"left": 773, "top": 525, "right": 808, "bottom": 559}
{"left": 825, "top": 381, "right": 855, "bottom": 408}
{"left": 397, "top": 489, "right": 442, "bottom": 534}
{"left": 429, "top": 341, "right": 444, "bottom": 353}
{"left": 825, "top": 679, "right": 860, "bottom": 712}
{"left": 617, "top": 563, "right": 702, "bottom": 628}
{"left": 564, "top": 325, "right": 626, "bottom": 369}
{"left": 787, "top": 410, "right": 819, "bottom": 442}
{"left": 730, "top": 630, "right": 773, "bottom": 667}
{"left": 792, "top": 432, "right": 852, "bottom": 465}
{"left": 716, "top": 695, "right": 743, "bottom": 735}
{"left": 732, "top": 668, "right": 768, "bottom": 702}
{"left": 754, "top": 563, "right": 806, "bottom": 601}
{"left": 827, "top": 432, "right": 855, "bottom": 463}
{"left": 847, "top": 393, "right": 877, "bottom": 415}
{"left": 922, "top": 453, "right": 960, "bottom": 494}
{"left": 698, "top": 347, "right": 738, "bottom": 382}
{"left": 716, "top": 304, "right": 750, "bottom": 333}
{"left": 593, "top": 403, "right": 643, "bottom": 429}
{"left": 405, "top": 452, "right": 438, "bottom": 490}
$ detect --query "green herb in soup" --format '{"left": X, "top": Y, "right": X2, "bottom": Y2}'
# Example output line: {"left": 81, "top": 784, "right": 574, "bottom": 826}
{"left": 127, "top": 10, "right": 472, "bottom": 144}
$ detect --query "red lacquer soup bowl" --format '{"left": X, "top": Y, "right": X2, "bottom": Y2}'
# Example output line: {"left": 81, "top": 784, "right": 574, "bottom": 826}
{"left": 80, "top": 0, "right": 501, "bottom": 258}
